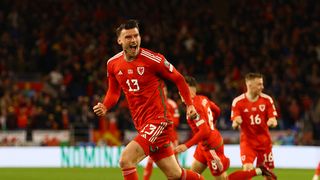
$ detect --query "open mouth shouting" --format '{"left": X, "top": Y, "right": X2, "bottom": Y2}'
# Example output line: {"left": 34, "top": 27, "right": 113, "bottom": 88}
{"left": 129, "top": 44, "right": 137, "bottom": 51}
{"left": 127, "top": 44, "right": 139, "bottom": 56}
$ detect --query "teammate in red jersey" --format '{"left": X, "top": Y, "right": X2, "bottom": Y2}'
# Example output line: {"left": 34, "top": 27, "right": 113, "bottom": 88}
{"left": 143, "top": 85, "right": 180, "bottom": 180}
{"left": 313, "top": 162, "right": 320, "bottom": 180}
{"left": 175, "top": 76, "right": 277, "bottom": 180}
{"left": 164, "top": 86, "right": 181, "bottom": 146}
{"left": 231, "top": 73, "right": 278, "bottom": 180}
{"left": 93, "top": 20, "right": 203, "bottom": 180}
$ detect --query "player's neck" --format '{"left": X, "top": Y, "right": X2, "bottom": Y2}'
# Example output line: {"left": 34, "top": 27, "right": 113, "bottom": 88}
{"left": 124, "top": 54, "right": 137, "bottom": 62}
{"left": 246, "top": 92, "right": 259, "bottom": 102}
{"left": 124, "top": 48, "right": 140, "bottom": 62}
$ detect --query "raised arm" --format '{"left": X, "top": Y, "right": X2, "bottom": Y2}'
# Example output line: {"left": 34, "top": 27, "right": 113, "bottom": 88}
{"left": 155, "top": 57, "right": 197, "bottom": 119}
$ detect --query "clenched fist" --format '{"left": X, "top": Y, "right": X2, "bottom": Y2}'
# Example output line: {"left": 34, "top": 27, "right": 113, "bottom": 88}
{"left": 93, "top": 102, "right": 107, "bottom": 116}
{"left": 267, "top": 118, "right": 277, "bottom": 127}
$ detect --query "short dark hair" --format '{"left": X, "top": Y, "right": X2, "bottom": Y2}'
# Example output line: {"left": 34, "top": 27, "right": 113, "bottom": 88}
{"left": 184, "top": 76, "right": 197, "bottom": 87}
{"left": 245, "top": 73, "right": 263, "bottom": 81}
{"left": 116, "top": 19, "right": 139, "bottom": 37}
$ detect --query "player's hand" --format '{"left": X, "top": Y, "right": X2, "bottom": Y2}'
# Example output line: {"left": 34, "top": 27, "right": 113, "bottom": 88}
{"left": 93, "top": 102, "right": 107, "bottom": 116}
{"left": 267, "top": 118, "right": 277, "bottom": 127}
{"left": 232, "top": 117, "right": 242, "bottom": 129}
{"left": 232, "top": 121, "right": 240, "bottom": 129}
{"left": 175, "top": 144, "right": 188, "bottom": 153}
{"left": 187, "top": 105, "right": 198, "bottom": 120}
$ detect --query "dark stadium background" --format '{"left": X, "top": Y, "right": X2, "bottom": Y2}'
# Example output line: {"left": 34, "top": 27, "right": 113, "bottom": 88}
{"left": 0, "top": 0, "right": 319, "bottom": 155}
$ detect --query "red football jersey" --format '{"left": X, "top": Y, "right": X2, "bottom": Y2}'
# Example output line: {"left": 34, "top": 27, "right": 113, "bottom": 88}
{"left": 185, "top": 95, "right": 222, "bottom": 148}
{"left": 166, "top": 98, "right": 180, "bottom": 127}
{"left": 103, "top": 48, "right": 192, "bottom": 131}
{"left": 231, "top": 93, "right": 278, "bottom": 149}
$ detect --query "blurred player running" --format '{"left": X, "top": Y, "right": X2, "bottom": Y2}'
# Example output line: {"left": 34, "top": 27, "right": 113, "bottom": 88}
{"left": 231, "top": 73, "right": 278, "bottom": 180}
{"left": 175, "top": 76, "right": 277, "bottom": 180}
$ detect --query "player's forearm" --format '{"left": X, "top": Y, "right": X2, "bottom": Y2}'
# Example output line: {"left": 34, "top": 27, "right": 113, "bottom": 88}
{"left": 102, "top": 79, "right": 121, "bottom": 110}
{"left": 185, "top": 125, "right": 210, "bottom": 148}
{"left": 103, "top": 91, "right": 120, "bottom": 110}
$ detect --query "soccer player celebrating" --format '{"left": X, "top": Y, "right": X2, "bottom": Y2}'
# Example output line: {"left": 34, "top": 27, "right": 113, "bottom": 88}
{"left": 175, "top": 76, "right": 277, "bottom": 180}
{"left": 143, "top": 85, "right": 180, "bottom": 180}
{"left": 93, "top": 19, "right": 203, "bottom": 180}
{"left": 231, "top": 73, "right": 278, "bottom": 180}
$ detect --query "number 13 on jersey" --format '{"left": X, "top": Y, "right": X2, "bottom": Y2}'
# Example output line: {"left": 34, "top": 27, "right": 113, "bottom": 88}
{"left": 126, "top": 79, "right": 140, "bottom": 92}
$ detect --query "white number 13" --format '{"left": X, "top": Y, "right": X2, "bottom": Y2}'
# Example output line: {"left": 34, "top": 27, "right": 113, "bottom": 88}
{"left": 126, "top": 79, "right": 140, "bottom": 92}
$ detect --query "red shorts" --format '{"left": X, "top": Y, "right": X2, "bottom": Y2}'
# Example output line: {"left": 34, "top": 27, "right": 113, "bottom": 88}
{"left": 194, "top": 144, "right": 230, "bottom": 176}
{"left": 134, "top": 120, "right": 174, "bottom": 162}
{"left": 240, "top": 143, "right": 274, "bottom": 169}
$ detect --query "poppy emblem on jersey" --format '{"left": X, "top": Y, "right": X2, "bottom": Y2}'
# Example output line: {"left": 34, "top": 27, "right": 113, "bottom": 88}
{"left": 137, "top": 67, "right": 144, "bottom": 75}
{"left": 259, "top": 104, "right": 265, "bottom": 111}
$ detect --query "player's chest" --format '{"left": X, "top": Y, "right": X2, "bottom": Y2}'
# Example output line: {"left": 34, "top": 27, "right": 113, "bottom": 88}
{"left": 113, "top": 62, "right": 155, "bottom": 90}
{"left": 240, "top": 101, "right": 267, "bottom": 115}
{"left": 240, "top": 101, "right": 268, "bottom": 125}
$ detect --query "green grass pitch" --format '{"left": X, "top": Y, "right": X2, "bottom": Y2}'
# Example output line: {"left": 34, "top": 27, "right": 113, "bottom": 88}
{"left": 0, "top": 167, "right": 314, "bottom": 180}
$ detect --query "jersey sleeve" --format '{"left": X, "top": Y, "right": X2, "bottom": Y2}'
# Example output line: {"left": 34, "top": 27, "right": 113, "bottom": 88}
{"left": 209, "top": 100, "right": 221, "bottom": 120}
{"left": 231, "top": 99, "right": 241, "bottom": 121}
{"left": 185, "top": 115, "right": 211, "bottom": 148}
{"left": 266, "top": 96, "right": 278, "bottom": 118}
{"left": 152, "top": 55, "right": 193, "bottom": 106}
{"left": 167, "top": 99, "right": 180, "bottom": 127}
{"left": 102, "top": 62, "right": 121, "bottom": 110}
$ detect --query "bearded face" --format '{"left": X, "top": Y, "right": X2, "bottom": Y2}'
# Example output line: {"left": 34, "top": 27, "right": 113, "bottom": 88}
{"left": 117, "top": 28, "right": 141, "bottom": 61}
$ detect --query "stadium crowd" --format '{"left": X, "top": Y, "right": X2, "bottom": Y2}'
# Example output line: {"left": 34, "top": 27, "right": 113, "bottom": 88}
{"left": 0, "top": 0, "right": 319, "bottom": 145}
